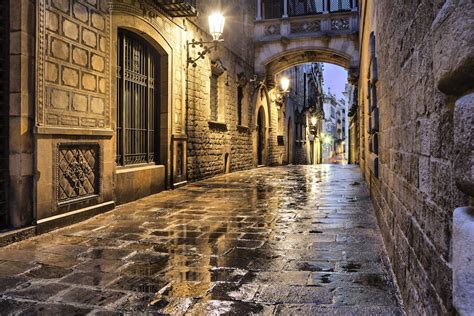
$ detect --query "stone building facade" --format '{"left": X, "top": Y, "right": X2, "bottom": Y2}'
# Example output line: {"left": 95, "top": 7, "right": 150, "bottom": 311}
{"left": 321, "top": 91, "right": 348, "bottom": 162}
{"left": 358, "top": 0, "right": 473, "bottom": 314}
{"left": 280, "top": 63, "right": 324, "bottom": 165}
{"left": 0, "top": 0, "right": 263, "bottom": 234}
{"left": 2, "top": 0, "right": 473, "bottom": 314}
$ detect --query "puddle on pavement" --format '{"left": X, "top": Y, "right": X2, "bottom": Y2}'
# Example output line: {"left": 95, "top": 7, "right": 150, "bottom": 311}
{"left": 321, "top": 274, "right": 332, "bottom": 283}
{"left": 354, "top": 273, "right": 387, "bottom": 287}
{"left": 342, "top": 262, "right": 362, "bottom": 272}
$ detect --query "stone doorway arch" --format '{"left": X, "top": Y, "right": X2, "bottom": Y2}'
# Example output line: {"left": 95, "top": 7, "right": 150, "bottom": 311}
{"left": 252, "top": 85, "right": 271, "bottom": 167}
{"left": 287, "top": 117, "right": 294, "bottom": 164}
{"left": 257, "top": 107, "right": 266, "bottom": 166}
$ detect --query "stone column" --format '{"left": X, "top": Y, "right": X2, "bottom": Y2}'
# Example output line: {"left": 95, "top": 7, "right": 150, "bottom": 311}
{"left": 282, "top": 0, "right": 288, "bottom": 18}
{"left": 9, "top": 0, "right": 35, "bottom": 228}
{"left": 432, "top": 1, "right": 474, "bottom": 314}
{"left": 322, "top": 0, "right": 328, "bottom": 13}
{"left": 351, "top": 0, "right": 358, "bottom": 11}
{"left": 256, "top": 0, "right": 262, "bottom": 20}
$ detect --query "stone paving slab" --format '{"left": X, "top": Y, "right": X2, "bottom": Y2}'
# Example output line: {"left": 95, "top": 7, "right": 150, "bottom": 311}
{"left": 0, "top": 165, "right": 403, "bottom": 315}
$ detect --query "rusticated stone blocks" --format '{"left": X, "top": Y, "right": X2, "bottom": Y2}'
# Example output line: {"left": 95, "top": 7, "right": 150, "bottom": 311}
{"left": 38, "top": 0, "right": 109, "bottom": 128}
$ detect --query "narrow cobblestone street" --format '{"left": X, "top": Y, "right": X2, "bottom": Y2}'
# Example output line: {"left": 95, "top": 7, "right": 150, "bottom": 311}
{"left": 0, "top": 165, "right": 402, "bottom": 315}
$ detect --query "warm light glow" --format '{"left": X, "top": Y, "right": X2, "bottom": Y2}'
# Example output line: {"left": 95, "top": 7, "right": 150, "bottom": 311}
{"left": 208, "top": 12, "right": 225, "bottom": 41}
{"left": 324, "top": 135, "right": 332, "bottom": 145}
{"left": 270, "top": 91, "right": 276, "bottom": 102}
{"left": 311, "top": 116, "right": 317, "bottom": 126}
{"left": 280, "top": 77, "right": 290, "bottom": 92}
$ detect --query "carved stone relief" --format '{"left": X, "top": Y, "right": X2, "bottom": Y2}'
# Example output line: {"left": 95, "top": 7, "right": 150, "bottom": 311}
{"left": 37, "top": 0, "right": 111, "bottom": 128}
{"left": 57, "top": 144, "right": 100, "bottom": 203}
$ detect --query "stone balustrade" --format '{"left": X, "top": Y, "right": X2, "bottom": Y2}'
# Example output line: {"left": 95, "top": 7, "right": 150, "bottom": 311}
{"left": 254, "top": 11, "right": 359, "bottom": 42}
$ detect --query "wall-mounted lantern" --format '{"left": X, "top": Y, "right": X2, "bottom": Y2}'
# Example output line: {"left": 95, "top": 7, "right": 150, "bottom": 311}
{"left": 187, "top": 12, "right": 225, "bottom": 67}
{"left": 274, "top": 76, "right": 290, "bottom": 107}
{"left": 280, "top": 76, "right": 290, "bottom": 92}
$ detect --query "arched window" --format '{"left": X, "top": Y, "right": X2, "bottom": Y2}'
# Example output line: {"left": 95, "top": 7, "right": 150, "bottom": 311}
{"left": 116, "top": 30, "right": 159, "bottom": 166}
{"left": 237, "top": 85, "right": 243, "bottom": 125}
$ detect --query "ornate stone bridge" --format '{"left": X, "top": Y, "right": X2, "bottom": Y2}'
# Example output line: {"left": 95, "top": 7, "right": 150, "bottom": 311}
{"left": 254, "top": 0, "right": 359, "bottom": 78}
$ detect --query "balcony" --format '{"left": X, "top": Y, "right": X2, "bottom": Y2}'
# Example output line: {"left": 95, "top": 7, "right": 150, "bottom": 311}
{"left": 153, "top": 0, "right": 198, "bottom": 17}
{"left": 259, "top": 0, "right": 357, "bottom": 20}
{"left": 255, "top": 0, "right": 358, "bottom": 42}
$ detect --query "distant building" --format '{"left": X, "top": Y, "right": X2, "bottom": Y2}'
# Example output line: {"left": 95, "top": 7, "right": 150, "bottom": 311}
{"left": 279, "top": 63, "right": 324, "bottom": 165}
{"left": 321, "top": 90, "right": 347, "bottom": 162}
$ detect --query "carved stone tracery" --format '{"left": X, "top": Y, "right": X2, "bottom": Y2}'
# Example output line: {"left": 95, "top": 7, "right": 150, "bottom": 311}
{"left": 57, "top": 144, "right": 100, "bottom": 203}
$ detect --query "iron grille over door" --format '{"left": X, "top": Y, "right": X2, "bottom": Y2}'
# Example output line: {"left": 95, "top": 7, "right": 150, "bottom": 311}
{"left": 0, "top": 0, "right": 9, "bottom": 228}
{"left": 116, "top": 30, "right": 159, "bottom": 166}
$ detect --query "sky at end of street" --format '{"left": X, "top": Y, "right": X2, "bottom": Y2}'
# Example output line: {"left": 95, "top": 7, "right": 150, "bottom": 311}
{"left": 323, "top": 63, "right": 348, "bottom": 101}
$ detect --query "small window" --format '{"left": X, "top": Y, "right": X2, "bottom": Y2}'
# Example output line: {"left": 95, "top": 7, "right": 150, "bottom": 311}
{"left": 210, "top": 60, "right": 226, "bottom": 123}
{"left": 210, "top": 74, "right": 219, "bottom": 121}
{"left": 237, "top": 86, "right": 243, "bottom": 125}
{"left": 116, "top": 30, "right": 159, "bottom": 166}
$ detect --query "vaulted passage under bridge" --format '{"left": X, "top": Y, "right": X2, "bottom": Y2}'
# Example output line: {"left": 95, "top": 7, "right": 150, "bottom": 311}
{"left": 254, "top": 0, "right": 359, "bottom": 80}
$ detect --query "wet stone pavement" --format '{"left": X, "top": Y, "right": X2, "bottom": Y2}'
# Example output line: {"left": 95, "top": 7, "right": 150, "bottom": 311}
{"left": 0, "top": 165, "right": 403, "bottom": 315}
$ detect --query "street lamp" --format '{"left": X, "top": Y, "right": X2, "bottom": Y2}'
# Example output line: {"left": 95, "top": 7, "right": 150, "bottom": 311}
{"left": 187, "top": 12, "right": 226, "bottom": 67}
{"left": 275, "top": 76, "right": 290, "bottom": 107}
{"left": 208, "top": 12, "right": 225, "bottom": 41}
{"left": 311, "top": 115, "right": 318, "bottom": 126}
{"left": 280, "top": 76, "right": 290, "bottom": 92}
{"left": 324, "top": 134, "right": 332, "bottom": 145}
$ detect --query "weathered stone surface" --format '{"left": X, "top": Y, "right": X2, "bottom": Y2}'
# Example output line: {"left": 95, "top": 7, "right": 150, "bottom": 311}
{"left": 0, "top": 165, "right": 402, "bottom": 313}
{"left": 432, "top": 0, "right": 474, "bottom": 96}
{"left": 49, "top": 89, "right": 69, "bottom": 109}
{"left": 62, "top": 19, "right": 79, "bottom": 40}
{"left": 358, "top": 0, "right": 472, "bottom": 313}
{"left": 453, "top": 93, "right": 474, "bottom": 197}
{"left": 50, "top": 38, "right": 69, "bottom": 60}
{"left": 61, "top": 67, "right": 79, "bottom": 87}
{"left": 453, "top": 207, "right": 474, "bottom": 315}
{"left": 82, "top": 28, "right": 97, "bottom": 48}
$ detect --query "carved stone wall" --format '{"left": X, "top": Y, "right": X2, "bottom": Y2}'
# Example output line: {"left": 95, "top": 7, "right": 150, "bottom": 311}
{"left": 37, "top": 0, "right": 110, "bottom": 128}
{"left": 57, "top": 143, "right": 100, "bottom": 203}
{"left": 358, "top": 0, "right": 471, "bottom": 314}
{"left": 186, "top": 1, "right": 257, "bottom": 180}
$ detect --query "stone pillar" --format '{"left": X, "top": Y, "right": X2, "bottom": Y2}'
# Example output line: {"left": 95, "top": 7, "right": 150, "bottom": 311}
{"left": 432, "top": 1, "right": 474, "bottom": 313}
{"left": 323, "top": 0, "right": 329, "bottom": 13}
{"left": 8, "top": 0, "right": 35, "bottom": 228}
{"left": 256, "top": 0, "right": 262, "bottom": 20}
{"left": 453, "top": 207, "right": 474, "bottom": 316}
{"left": 351, "top": 0, "right": 358, "bottom": 11}
{"left": 282, "top": 0, "right": 288, "bottom": 18}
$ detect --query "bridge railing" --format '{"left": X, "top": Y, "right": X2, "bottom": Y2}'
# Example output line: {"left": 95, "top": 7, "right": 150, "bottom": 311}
{"left": 254, "top": 10, "right": 358, "bottom": 41}
{"left": 257, "top": 0, "right": 358, "bottom": 20}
